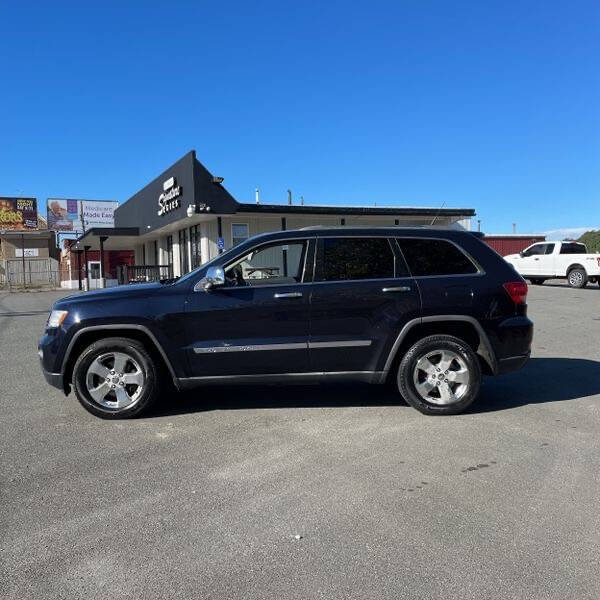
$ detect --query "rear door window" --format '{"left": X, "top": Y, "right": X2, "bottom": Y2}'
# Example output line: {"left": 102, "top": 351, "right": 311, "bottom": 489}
{"left": 315, "top": 237, "right": 404, "bottom": 282}
{"left": 397, "top": 238, "right": 478, "bottom": 277}
{"left": 559, "top": 243, "right": 586, "bottom": 254}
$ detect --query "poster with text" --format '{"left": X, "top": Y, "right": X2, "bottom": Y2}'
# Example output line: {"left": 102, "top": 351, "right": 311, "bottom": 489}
{"left": 46, "top": 199, "right": 117, "bottom": 231}
{"left": 0, "top": 197, "right": 38, "bottom": 230}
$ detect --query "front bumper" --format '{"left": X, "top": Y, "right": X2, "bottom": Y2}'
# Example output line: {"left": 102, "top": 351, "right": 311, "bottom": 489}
{"left": 38, "top": 338, "right": 65, "bottom": 391}
{"left": 40, "top": 364, "right": 64, "bottom": 389}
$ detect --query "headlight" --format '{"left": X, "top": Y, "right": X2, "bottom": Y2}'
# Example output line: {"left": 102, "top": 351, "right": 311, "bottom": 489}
{"left": 47, "top": 310, "right": 68, "bottom": 328}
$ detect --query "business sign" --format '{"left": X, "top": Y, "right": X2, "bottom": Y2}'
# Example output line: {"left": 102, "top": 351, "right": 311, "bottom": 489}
{"left": 0, "top": 197, "right": 38, "bottom": 230}
{"left": 47, "top": 199, "right": 117, "bottom": 232}
{"left": 157, "top": 177, "right": 182, "bottom": 216}
{"left": 15, "top": 248, "right": 39, "bottom": 258}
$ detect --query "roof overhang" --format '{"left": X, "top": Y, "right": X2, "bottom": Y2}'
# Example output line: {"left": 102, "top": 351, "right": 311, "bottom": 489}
{"left": 0, "top": 229, "right": 55, "bottom": 240}
{"left": 236, "top": 203, "right": 475, "bottom": 217}
{"left": 71, "top": 227, "right": 140, "bottom": 251}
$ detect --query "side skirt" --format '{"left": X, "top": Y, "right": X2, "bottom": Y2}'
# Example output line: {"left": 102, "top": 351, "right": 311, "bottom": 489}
{"left": 177, "top": 371, "right": 385, "bottom": 390}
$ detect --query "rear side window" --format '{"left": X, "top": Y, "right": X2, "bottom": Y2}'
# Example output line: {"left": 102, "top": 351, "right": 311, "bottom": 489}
{"left": 397, "top": 238, "right": 478, "bottom": 277}
{"left": 560, "top": 243, "right": 586, "bottom": 254}
{"left": 315, "top": 237, "right": 402, "bottom": 282}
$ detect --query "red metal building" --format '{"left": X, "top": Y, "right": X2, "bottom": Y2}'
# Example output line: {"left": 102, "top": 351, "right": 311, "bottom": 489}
{"left": 483, "top": 234, "right": 546, "bottom": 256}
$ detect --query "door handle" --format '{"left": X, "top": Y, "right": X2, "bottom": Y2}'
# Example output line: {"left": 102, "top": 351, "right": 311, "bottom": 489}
{"left": 273, "top": 292, "right": 303, "bottom": 299}
{"left": 382, "top": 286, "right": 411, "bottom": 293}
{"left": 534, "top": 258, "right": 539, "bottom": 261}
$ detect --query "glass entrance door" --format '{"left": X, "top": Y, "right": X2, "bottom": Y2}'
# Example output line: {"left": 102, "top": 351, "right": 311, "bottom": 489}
{"left": 88, "top": 261, "right": 101, "bottom": 289}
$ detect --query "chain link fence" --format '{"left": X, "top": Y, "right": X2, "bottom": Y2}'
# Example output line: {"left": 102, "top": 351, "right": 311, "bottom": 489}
{"left": 0, "top": 258, "right": 66, "bottom": 290}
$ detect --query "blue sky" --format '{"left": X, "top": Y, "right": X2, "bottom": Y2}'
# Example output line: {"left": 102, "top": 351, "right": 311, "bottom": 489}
{"left": 1, "top": 0, "right": 598, "bottom": 235}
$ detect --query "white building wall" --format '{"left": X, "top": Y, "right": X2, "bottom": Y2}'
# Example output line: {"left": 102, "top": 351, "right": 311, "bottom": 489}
{"left": 130, "top": 211, "right": 473, "bottom": 271}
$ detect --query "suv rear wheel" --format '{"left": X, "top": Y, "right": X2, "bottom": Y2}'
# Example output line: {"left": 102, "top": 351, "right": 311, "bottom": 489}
{"left": 397, "top": 334, "right": 481, "bottom": 415}
{"left": 72, "top": 337, "right": 159, "bottom": 419}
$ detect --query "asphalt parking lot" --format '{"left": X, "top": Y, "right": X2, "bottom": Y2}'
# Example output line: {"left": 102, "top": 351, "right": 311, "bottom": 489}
{"left": 1, "top": 283, "right": 599, "bottom": 600}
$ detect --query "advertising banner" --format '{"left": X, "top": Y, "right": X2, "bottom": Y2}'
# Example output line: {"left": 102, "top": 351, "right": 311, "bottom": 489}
{"left": 47, "top": 199, "right": 117, "bottom": 232}
{"left": 0, "top": 197, "right": 38, "bottom": 230}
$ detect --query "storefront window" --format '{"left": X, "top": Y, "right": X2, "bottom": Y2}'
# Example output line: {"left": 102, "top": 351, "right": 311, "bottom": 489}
{"left": 232, "top": 223, "right": 249, "bottom": 246}
{"left": 166, "top": 235, "right": 173, "bottom": 278}
{"left": 190, "top": 225, "right": 201, "bottom": 269}
{"left": 178, "top": 228, "right": 189, "bottom": 274}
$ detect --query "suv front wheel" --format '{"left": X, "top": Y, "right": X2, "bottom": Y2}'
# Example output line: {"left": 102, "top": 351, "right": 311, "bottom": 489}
{"left": 72, "top": 337, "right": 160, "bottom": 419}
{"left": 397, "top": 334, "right": 481, "bottom": 415}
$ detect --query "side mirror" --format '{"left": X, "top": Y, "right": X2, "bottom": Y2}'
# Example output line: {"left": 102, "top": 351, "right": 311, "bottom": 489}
{"left": 203, "top": 266, "right": 225, "bottom": 290}
{"left": 519, "top": 251, "right": 525, "bottom": 257}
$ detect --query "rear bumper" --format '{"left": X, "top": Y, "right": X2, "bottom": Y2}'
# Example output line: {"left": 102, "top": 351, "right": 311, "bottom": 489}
{"left": 486, "top": 316, "right": 533, "bottom": 375}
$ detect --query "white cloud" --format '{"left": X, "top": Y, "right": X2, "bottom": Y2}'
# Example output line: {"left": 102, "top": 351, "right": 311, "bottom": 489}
{"left": 543, "top": 226, "right": 600, "bottom": 241}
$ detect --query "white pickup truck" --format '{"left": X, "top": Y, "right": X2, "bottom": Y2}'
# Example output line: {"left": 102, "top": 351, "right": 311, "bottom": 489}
{"left": 505, "top": 241, "right": 600, "bottom": 288}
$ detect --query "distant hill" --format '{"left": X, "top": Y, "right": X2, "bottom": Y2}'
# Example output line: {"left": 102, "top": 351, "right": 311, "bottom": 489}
{"left": 577, "top": 230, "right": 600, "bottom": 252}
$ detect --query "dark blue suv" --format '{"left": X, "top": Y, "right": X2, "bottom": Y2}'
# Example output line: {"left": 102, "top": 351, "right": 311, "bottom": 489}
{"left": 39, "top": 227, "right": 533, "bottom": 418}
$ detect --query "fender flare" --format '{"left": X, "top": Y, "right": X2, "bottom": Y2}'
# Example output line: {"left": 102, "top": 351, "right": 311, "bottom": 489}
{"left": 60, "top": 324, "right": 179, "bottom": 387}
{"left": 566, "top": 263, "right": 586, "bottom": 275}
{"left": 381, "top": 315, "right": 498, "bottom": 377}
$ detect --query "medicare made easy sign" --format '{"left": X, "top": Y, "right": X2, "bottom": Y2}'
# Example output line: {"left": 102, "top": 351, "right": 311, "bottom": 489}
{"left": 47, "top": 199, "right": 118, "bottom": 232}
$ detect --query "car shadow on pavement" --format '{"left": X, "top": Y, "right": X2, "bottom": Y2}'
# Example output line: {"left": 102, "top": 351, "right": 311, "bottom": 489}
{"left": 473, "top": 357, "right": 600, "bottom": 413}
{"left": 531, "top": 282, "right": 600, "bottom": 291}
{"left": 147, "top": 357, "right": 600, "bottom": 417}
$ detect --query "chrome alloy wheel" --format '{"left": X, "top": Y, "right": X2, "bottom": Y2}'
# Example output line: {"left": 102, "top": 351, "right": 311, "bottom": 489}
{"left": 85, "top": 351, "right": 145, "bottom": 410}
{"left": 412, "top": 349, "right": 470, "bottom": 406}
{"left": 569, "top": 270, "right": 583, "bottom": 286}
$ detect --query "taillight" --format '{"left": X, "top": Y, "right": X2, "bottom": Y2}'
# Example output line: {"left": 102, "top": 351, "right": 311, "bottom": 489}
{"left": 503, "top": 281, "right": 528, "bottom": 305}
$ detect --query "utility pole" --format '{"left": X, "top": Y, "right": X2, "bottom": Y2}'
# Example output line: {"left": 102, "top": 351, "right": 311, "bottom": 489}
{"left": 79, "top": 202, "right": 86, "bottom": 237}
{"left": 21, "top": 233, "right": 26, "bottom": 289}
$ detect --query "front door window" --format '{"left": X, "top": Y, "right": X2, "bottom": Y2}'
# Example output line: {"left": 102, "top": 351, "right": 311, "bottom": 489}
{"left": 224, "top": 241, "right": 307, "bottom": 286}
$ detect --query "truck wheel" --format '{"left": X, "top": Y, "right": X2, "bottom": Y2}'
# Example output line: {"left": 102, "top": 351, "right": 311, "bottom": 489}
{"left": 530, "top": 278, "right": 545, "bottom": 285}
{"left": 397, "top": 334, "right": 481, "bottom": 415}
{"left": 72, "top": 337, "right": 159, "bottom": 419}
{"left": 567, "top": 268, "right": 587, "bottom": 288}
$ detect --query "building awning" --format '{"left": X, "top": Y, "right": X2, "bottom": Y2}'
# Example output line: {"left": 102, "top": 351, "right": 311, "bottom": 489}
{"left": 72, "top": 227, "right": 140, "bottom": 251}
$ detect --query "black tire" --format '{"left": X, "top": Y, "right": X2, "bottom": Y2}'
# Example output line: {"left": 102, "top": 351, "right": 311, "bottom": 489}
{"left": 72, "top": 337, "right": 159, "bottom": 419}
{"left": 567, "top": 268, "right": 587, "bottom": 288}
{"left": 529, "top": 278, "right": 545, "bottom": 285}
{"left": 397, "top": 334, "right": 481, "bottom": 415}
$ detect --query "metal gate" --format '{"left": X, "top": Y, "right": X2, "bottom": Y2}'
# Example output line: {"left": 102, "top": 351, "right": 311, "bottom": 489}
{"left": 0, "top": 257, "right": 62, "bottom": 290}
